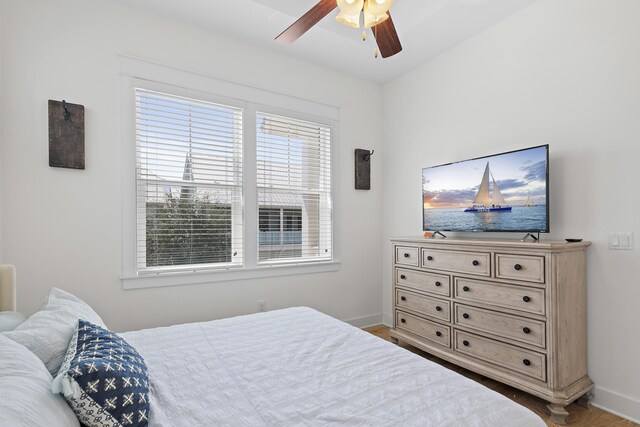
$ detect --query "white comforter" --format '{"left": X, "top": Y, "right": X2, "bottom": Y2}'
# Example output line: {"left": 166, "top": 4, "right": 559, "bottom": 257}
{"left": 122, "top": 307, "right": 545, "bottom": 427}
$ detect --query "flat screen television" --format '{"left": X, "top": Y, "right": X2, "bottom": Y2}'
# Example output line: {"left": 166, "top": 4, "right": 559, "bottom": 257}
{"left": 422, "top": 145, "right": 549, "bottom": 233}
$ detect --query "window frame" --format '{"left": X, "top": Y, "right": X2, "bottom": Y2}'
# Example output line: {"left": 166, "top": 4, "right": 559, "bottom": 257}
{"left": 135, "top": 88, "right": 245, "bottom": 274}
{"left": 255, "top": 106, "right": 334, "bottom": 266}
{"left": 120, "top": 57, "right": 340, "bottom": 290}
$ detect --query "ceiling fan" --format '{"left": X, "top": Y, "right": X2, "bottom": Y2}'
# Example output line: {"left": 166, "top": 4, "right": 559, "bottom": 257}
{"left": 275, "top": 0, "right": 402, "bottom": 59}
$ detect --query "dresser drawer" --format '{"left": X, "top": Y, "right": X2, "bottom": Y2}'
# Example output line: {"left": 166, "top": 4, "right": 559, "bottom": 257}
{"left": 495, "top": 253, "right": 546, "bottom": 284}
{"left": 421, "top": 248, "right": 491, "bottom": 277}
{"left": 396, "top": 289, "right": 450, "bottom": 322}
{"left": 396, "top": 310, "right": 450, "bottom": 348}
{"left": 455, "top": 278, "right": 545, "bottom": 316}
{"left": 454, "top": 304, "right": 546, "bottom": 348}
{"left": 396, "top": 268, "right": 450, "bottom": 297}
{"left": 455, "top": 330, "right": 546, "bottom": 382}
{"left": 395, "top": 246, "right": 419, "bottom": 266}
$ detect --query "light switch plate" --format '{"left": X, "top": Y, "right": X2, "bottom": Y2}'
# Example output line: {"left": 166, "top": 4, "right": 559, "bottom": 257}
{"left": 609, "top": 233, "right": 634, "bottom": 250}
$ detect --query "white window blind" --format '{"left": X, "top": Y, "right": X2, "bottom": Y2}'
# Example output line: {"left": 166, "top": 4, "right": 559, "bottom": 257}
{"left": 256, "top": 112, "right": 332, "bottom": 263}
{"left": 135, "top": 89, "right": 243, "bottom": 274}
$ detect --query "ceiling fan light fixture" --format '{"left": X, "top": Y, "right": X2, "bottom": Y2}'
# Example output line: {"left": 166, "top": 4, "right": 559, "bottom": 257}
{"left": 366, "top": 0, "right": 394, "bottom": 14}
{"left": 362, "top": 0, "right": 393, "bottom": 28}
{"left": 274, "top": 0, "right": 402, "bottom": 59}
{"left": 336, "top": 11, "right": 361, "bottom": 28}
{"left": 363, "top": 10, "right": 388, "bottom": 28}
{"left": 336, "top": 0, "right": 364, "bottom": 29}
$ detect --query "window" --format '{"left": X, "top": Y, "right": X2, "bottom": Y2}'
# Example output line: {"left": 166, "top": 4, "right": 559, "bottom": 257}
{"left": 257, "top": 113, "right": 332, "bottom": 263}
{"left": 122, "top": 61, "right": 338, "bottom": 288}
{"left": 259, "top": 208, "right": 302, "bottom": 244}
{"left": 135, "top": 89, "right": 243, "bottom": 274}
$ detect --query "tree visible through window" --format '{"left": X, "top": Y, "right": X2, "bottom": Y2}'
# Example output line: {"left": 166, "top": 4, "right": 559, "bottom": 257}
{"left": 145, "top": 191, "right": 232, "bottom": 267}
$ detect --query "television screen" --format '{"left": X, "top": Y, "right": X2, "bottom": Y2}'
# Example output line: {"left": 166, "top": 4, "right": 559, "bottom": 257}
{"left": 422, "top": 145, "right": 549, "bottom": 232}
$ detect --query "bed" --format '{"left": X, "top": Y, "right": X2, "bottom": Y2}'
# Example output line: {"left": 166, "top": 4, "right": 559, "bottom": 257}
{"left": 0, "top": 265, "right": 545, "bottom": 426}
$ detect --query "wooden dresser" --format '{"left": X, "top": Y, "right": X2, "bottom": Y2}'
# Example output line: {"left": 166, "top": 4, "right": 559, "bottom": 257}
{"left": 389, "top": 238, "right": 592, "bottom": 424}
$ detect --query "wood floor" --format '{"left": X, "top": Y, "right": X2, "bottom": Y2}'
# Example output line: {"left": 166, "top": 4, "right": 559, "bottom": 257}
{"left": 363, "top": 325, "right": 637, "bottom": 427}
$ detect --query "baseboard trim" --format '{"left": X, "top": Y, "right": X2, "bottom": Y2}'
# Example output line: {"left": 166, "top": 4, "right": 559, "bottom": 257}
{"left": 592, "top": 386, "right": 640, "bottom": 424}
{"left": 345, "top": 313, "right": 382, "bottom": 328}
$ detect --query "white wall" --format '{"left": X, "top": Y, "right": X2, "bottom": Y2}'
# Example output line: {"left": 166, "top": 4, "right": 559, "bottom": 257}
{"left": 3, "top": 0, "right": 639, "bottom": 422}
{"left": 0, "top": 0, "right": 383, "bottom": 332}
{"left": 382, "top": 0, "right": 640, "bottom": 421}
{"left": 0, "top": 0, "right": 4, "bottom": 263}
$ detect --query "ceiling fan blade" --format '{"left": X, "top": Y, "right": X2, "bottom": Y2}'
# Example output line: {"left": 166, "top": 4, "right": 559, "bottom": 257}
{"left": 275, "top": 0, "right": 338, "bottom": 45}
{"left": 372, "top": 13, "right": 402, "bottom": 58}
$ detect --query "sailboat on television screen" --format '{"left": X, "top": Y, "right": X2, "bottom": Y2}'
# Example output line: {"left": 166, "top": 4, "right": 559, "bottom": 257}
{"left": 464, "top": 163, "right": 512, "bottom": 213}
{"left": 523, "top": 193, "right": 536, "bottom": 207}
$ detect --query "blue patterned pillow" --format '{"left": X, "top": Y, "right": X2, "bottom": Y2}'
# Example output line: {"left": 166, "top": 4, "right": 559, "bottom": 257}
{"left": 51, "top": 320, "right": 150, "bottom": 427}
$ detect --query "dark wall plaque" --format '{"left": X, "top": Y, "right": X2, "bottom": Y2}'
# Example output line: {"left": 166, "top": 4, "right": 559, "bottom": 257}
{"left": 355, "top": 148, "right": 372, "bottom": 190}
{"left": 48, "top": 100, "right": 85, "bottom": 169}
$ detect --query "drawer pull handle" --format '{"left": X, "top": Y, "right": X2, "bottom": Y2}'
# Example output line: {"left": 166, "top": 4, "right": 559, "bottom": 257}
{"left": 404, "top": 253, "right": 410, "bottom": 258}
{"left": 463, "top": 313, "right": 470, "bottom": 319}
{"left": 427, "top": 255, "right": 434, "bottom": 261}
{"left": 472, "top": 260, "right": 480, "bottom": 266}
{"left": 523, "top": 327, "right": 531, "bottom": 334}
{"left": 400, "top": 296, "right": 406, "bottom": 301}
{"left": 435, "top": 306, "right": 442, "bottom": 312}
{"left": 463, "top": 286, "right": 470, "bottom": 292}
{"left": 435, "top": 281, "right": 441, "bottom": 287}
{"left": 400, "top": 318, "right": 406, "bottom": 323}
{"left": 463, "top": 340, "right": 470, "bottom": 347}
{"left": 523, "top": 296, "right": 531, "bottom": 303}
{"left": 523, "top": 359, "right": 531, "bottom": 366}
{"left": 514, "top": 263, "right": 523, "bottom": 271}
{"left": 436, "top": 331, "right": 442, "bottom": 337}
{"left": 400, "top": 274, "right": 406, "bottom": 280}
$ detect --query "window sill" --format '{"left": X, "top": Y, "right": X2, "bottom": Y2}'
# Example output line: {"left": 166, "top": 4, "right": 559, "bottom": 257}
{"left": 121, "top": 261, "right": 340, "bottom": 290}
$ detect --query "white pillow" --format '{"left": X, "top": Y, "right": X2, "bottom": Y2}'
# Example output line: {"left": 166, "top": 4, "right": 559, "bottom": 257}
{"left": 0, "top": 311, "right": 27, "bottom": 331}
{"left": 0, "top": 334, "right": 80, "bottom": 427}
{"left": 3, "top": 288, "right": 106, "bottom": 375}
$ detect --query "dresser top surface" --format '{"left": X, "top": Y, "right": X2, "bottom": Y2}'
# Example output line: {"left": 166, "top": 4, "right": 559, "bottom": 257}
{"left": 391, "top": 237, "right": 591, "bottom": 251}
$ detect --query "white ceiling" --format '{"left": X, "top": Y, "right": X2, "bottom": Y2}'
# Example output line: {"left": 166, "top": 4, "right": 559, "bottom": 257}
{"left": 107, "top": 0, "right": 538, "bottom": 84}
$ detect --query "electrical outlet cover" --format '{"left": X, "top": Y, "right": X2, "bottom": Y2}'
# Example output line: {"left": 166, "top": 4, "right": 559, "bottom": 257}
{"left": 609, "top": 233, "right": 634, "bottom": 250}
